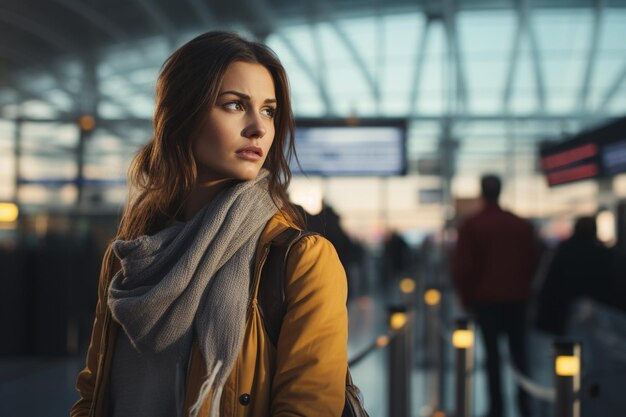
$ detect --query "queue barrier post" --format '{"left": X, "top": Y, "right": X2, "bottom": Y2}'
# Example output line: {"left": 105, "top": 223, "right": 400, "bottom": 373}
{"left": 399, "top": 277, "right": 417, "bottom": 307}
{"left": 423, "top": 288, "right": 445, "bottom": 416}
{"left": 453, "top": 318, "right": 474, "bottom": 417}
{"left": 554, "top": 341, "right": 581, "bottom": 417}
{"left": 388, "top": 305, "right": 412, "bottom": 417}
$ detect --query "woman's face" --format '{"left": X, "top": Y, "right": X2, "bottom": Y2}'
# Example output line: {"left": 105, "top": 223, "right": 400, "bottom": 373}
{"left": 193, "top": 61, "right": 277, "bottom": 182}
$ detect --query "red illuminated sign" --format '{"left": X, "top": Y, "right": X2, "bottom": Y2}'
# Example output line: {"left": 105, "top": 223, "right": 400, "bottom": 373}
{"left": 546, "top": 163, "right": 599, "bottom": 186}
{"left": 541, "top": 141, "right": 601, "bottom": 186}
{"left": 541, "top": 143, "right": 598, "bottom": 170}
{"left": 540, "top": 117, "right": 626, "bottom": 186}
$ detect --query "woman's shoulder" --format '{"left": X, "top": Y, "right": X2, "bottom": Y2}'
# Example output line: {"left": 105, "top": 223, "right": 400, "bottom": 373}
{"left": 290, "top": 232, "right": 334, "bottom": 254}
{"left": 261, "top": 209, "right": 342, "bottom": 268}
{"left": 282, "top": 231, "right": 347, "bottom": 316}
{"left": 272, "top": 212, "right": 337, "bottom": 251}
{"left": 286, "top": 232, "right": 345, "bottom": 288}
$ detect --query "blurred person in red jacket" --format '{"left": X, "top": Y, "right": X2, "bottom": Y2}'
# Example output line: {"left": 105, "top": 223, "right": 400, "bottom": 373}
{"left": 453, "top": 174, "right": 539, "bottom": 417}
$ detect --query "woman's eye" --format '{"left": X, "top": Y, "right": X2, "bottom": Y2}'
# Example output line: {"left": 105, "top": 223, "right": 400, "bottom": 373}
{"left": 224, "top": 101, "right": 244, "bottom": 111}
{"left": 262, "top": 107, "right": 276, "bottom": 118}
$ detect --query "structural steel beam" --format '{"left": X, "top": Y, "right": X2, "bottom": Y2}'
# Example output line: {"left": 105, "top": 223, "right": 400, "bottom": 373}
{"left": 0, "top": 7, "right": 79, "bottom": 54}
{"left": 133, "top": 0, "right": 178, "bottom": 46}
{"left": 0, "top": 7, "right": 151, "bottom": 119}
{"left": 4, "top": 113, "right": 614, "bottom": 124}
{"left": 502, "top": 6, "right": 523, "bottom": 111}
{"left": 409, "top": 19, "right": 431, "bottom": 115}
{"left": 242, "top": 0, "right": 334, "bottom": 114}
{"left": 309, "top": 21, "right": 335, "bottom": 115}
{"left": 442, "top": 0, "right": 469, "bottom": 113}
{"left": 519, "top": 0, "right": 547, "bottom": 111}
{"left": 375, "top": 0, "right": 385, "bottom": 115}
{"left": 578, "top": 0, "right": 604, "bottom": 111}
{"left": 316, "top": 0, "right": 381, "bottom": 108}
{"left": 13, "top": 119, "right": 21, "bottom": 203}
{"left": 0, "top": 80, "right": 73, "bottom": 119}
{"left": 51, "top": 0, "right": 130, "bottom": 44}
{"left": 0, "top": 46, "right": 51, "bottom": 74}
{"left": 597, "top": 60, "right": 626, "bottom": 112}
{"left": 187, "top": 0, "right": 219, "bottom": 27}
{"left": 328, "top": 21, "right": 381, "bottom": 108}
{"left": 0, "top": 46, "right": 142, "bottom": 119}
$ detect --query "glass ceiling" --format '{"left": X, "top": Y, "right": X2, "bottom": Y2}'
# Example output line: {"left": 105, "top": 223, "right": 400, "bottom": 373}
{"left": 266, "top": 8, "right": 626, "bottom": 117}
{"left": 2, "top": 8, "right": 623, "bottom": 121}
{"left": 1, "top": 5, "right": 626, "bottom": 237}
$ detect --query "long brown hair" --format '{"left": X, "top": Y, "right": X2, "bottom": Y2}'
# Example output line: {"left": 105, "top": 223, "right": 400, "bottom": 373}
{"left": 100, "top": 31, "right": 302, "bottom": 280}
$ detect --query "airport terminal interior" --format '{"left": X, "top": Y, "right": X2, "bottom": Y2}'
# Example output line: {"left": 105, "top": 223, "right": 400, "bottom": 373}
{"left": 1, "top": 0, "right": 626, "bottom": 416}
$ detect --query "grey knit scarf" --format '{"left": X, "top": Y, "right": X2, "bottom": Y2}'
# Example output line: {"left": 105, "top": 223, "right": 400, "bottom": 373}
{"left": 108, "top": 170, "right": 278, "bottom": 417}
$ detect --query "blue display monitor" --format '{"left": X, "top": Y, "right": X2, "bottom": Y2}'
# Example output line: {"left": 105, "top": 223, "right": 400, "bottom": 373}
{"left": 602, "top": 138, "right": 626, "bottom": 176}
{"left": 291, "top": 118, "right": 408, "bottom": 176}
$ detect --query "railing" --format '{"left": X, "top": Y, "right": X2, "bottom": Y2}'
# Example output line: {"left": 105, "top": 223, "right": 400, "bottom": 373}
{"left": 420, "top": 284, "right": 583, "bottom": 417}
{"left": 346, "top": 278, "right": 589, "bottom": 417}
{"left": 346, "top": 303, "right": 415, "bottom": 417}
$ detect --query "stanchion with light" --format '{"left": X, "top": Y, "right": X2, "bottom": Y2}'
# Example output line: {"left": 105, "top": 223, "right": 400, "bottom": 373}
{"left": 424, "top": 288, "right": 441, "bottom": 306}
{"left": 422, "top": 288, "right": 445, "bottom": 415}
{"left": 0, "top": 202, "right": 19, "bottom": 223}
{"left": 388, "top": 305, "right": 411, "bottom": 417}
{"left": 400, "top": 277, "right": 416, "bottom": 294}
{"left": 376, "top": 335, "right": 390, "bottom": 348}
{"left": 399, "top": 277, "right": 416, "bottom": 307}
{"left": 453, "top": 319, "right": 474, "bottom": 417}
{"left": 554, "top": 341, "right": 581, "bottom": 417}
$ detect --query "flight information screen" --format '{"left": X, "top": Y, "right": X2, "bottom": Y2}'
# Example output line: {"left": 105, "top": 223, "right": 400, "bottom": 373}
{"left": 291, "top": 119, "right": 407, "bottom": 176}
{"left": 539, "top": 117, "right": 626, "bottom": 186}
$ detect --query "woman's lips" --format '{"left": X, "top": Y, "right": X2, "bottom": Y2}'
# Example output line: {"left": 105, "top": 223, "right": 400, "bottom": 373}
{"left": 236, "top": 146, "right": 263, "bottom": 161}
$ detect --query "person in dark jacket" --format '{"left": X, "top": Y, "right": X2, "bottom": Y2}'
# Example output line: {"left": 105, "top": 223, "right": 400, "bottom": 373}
{"left": 453, "top": 174, "right": 539, "bottom": 417}
{"left": 381, "top": 229, "right": 411, "bottom": 284}
{"left": 302, "top": 201, "right": 366, "bottom": 298}
{"left": 536, "top": 216, "right": 613, "bottom": 335}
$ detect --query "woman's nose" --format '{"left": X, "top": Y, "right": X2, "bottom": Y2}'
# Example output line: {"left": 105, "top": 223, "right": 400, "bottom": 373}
{"left": 242, "top": 115, "right": 267, "bottom": 139}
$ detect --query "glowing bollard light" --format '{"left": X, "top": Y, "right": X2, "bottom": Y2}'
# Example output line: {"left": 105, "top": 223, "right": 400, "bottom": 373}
{"left": 556, "top": 355, "right": 580, "bottom": 376}
{"left": 452, "top": 329, "right": 474, "bottom": 349}
{"left": 0, "top": 202, "right": 18, "bottom": 222}
{"left": 400, "top": 277, "right": 416, "bottom": 294}
{"left": 554, "top": 341, "right": 581, "bottom": 417}
{"left": 390, "top": 311, "right": 408, "bottom": 330}
{"left": 453, "top": 319, "right": 474, "bottom": 417}
{"left": 399, "top": 277, "right": 417, "bottom": 308}
{"left": 424, "top": 288, "right": 441, "bottom": 306}
{"left": 376, "top": 335, "right": 390, "bottom": 348}
{"left": 388, "top": 306, "right": 411, "bottom": 417}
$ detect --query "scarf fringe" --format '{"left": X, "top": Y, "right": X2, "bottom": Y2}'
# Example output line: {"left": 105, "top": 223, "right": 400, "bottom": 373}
{"left": 189, "top": 360, "right": 223, "bottom": 417}
{"left": 209, "top": 385, "right": 224, "bottom": 417}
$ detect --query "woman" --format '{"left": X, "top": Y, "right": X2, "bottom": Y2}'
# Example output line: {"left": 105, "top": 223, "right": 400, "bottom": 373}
{"left": 71, "top": 31, "right": 348, "bottom": 417}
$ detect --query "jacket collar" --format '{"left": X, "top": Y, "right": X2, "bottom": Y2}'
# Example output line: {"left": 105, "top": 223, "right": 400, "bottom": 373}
{"left": 258, "top": 209, "right": 299, "bottom": 247}
{"left": 252, "top": 209, "right": 299, "bottom": 274}
{"left": 483, "top": 201, "right": 502, "bottom": 211}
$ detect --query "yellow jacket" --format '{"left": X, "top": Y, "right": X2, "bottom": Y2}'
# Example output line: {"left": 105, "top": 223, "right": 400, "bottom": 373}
{"left": 71, "top": 211, "right": 348, "bottom": 417}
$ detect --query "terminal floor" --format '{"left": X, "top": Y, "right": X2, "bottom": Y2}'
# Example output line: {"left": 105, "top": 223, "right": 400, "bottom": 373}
{"left": 1, "top": 289, "right": 625, "bottom": 417}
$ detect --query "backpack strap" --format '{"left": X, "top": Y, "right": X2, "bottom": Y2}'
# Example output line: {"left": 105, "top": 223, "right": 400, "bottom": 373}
{"left": 258, "top": 228, "right": 371, "bottom": 417}
{"left": 258, "top": 227, "right": 318, "bottom": 347}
